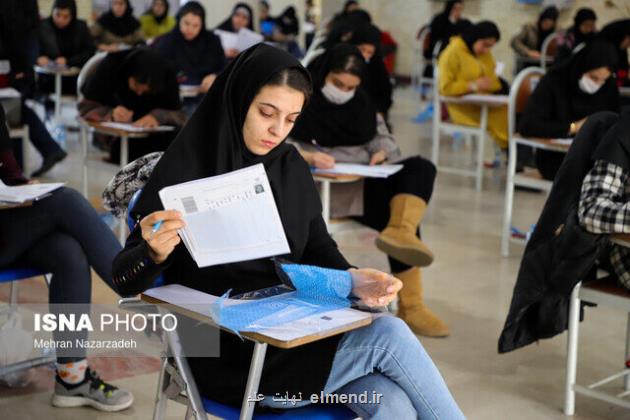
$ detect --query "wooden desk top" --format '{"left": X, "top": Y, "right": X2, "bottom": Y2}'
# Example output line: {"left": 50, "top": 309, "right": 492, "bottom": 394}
{"left": 0, "top": 201, "right": 32, "bottom": 210}
{"left": 440, "top": 93, "right": 509, "bottom": 107}
{"left": 34, "top": 65, "right": 80, "bottom": 76}
{"left": 80, "top": 119, "right": 163, "bottom": 138}
{"left": 513, "top": 136, "right": 571, "bottom": 153}
{"left": 312, "top": 173, "right": 363, "bottom": 183}
{"left": 141, "top": 293, "right": 372, "bottom": 349}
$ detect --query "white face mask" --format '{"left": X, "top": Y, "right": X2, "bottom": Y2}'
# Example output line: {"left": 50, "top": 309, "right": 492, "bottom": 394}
{"left": 321, "top": 82, "right": 356, "bottom": 105}
{"left": 578, "top": 74, "right": 604, "bottom": 94}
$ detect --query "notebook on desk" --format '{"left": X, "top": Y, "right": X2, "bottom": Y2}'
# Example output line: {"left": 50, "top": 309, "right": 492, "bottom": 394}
{"left": 0, "top": 180, "right": 64, "bottom": 204}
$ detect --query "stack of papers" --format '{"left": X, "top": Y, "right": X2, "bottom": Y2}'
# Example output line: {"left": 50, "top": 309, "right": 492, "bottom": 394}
{"left": 159, "top": 164, "right": 290, "bottom": 268}
{"left": 313, "top": 163, "right": 403, "bottom": 178}
{"left": 0, "top": 180, "right": 64, "bottom": 204}
{"left": 214, "top": 28, "right": 263, "bottom": 52}
{"left": 99, "top": 122, "right": 175, "bottom": 132}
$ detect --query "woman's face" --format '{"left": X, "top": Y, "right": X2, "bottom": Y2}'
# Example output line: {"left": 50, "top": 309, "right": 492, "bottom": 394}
{"left": 473, "top": 37, "right": 496, "bottom": 55}
{"left": 52, "top": 7, "right": 72, "bottom": 29}
{"left": 357, "top": 43, "right": 376, "bottom": 62}
{"left": 242, "top": 85, "right": 305, "bottom": 155}
{"left": 152, "top": 0, "right": 166, "bottom": 17}
{"left": 180, "top": 13, "right": 202, "bottom": 41}
{"left": 621, "top": 35, "right": 630, "bottom": 50}
{"left": 540, "top": 18, "right": 556, "bottom": 32}
{"left": 325, "top": 71, "right": 361, "bottom": 92}
{"left": 450, "top": 3, "right": 463, "bottom": 21}
{"left": 232, "top": 10, "right": 250, "bottom": 31}
{"left": 111, "top": 0, "right": 127, "bottom": 17}
{"left": 128, "top": 77, "right": 151, "bottom": 95}
{"left": 584, "top": 67, "right": 612, "bottom": 85}
{"left": 579, "top": 19, "right": 596, "bottom": 35}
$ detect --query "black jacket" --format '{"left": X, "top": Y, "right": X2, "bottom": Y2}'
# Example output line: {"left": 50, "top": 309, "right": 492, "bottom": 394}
{"left": 499, "top": 112, "right": 619, "bottom": 353}
{"left": 38, "top": 18, "right": 95, "bottom": 68}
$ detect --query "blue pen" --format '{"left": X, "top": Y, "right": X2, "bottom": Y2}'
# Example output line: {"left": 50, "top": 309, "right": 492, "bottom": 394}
{"left": 311, "top": 139, "right": 326, "bottom": 152}
{"left": 150, "top": 220, "right": 163, "bottom": 238}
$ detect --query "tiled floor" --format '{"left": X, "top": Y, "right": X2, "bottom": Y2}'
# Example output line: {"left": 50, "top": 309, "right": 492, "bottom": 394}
{"left": 1, "top": 89, "right": 629, "bottom": 419}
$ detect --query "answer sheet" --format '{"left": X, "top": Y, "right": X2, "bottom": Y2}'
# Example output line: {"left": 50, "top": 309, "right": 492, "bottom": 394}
{"left": 99, "top": 122, "right": 175, "bottom": 132}
{"left": 159, "top": 164, "right": 290, "bottom": 267}
{"left": 313, "top": 163, "right": 403, "bottom": 178}
{"left": 0, "top": 179, "right": 64, "bottom": 203}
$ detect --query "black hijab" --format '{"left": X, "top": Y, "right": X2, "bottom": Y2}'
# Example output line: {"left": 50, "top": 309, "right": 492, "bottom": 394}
{"left": 461, "top": 21, "right": 501, "bottom": 54}
{"left": 599, "top": 19, "right": 630, "bottom": 48}
{"left": 154, "top": 1, "right": 225, "bottom": 85}
{"left": 443, "top": 0, "right": 462, "bottom": 18}
{"left": 146, "top": 0, "right": 169, "bottom": 24}
{"left": 98, "top": 0, "right": 140, "bottom": 37}
{"left": 216, "top": 2, "right": 254, "bottom": 32}
{"left": 290, "top": 44, "right": 377, "bottom": 148}
{"left": 573, "top": 8, "right": 597, "bottom": 44}
{"left": 81, "top": 47, "right": 180, "bottom": 119}
{"left": 276, "top": 6, "right": 299, "bottom": 36}
{"left": 50, "top": 0, "right": 78, "bottom": 57}
{"left": 537, "top": 6, "right": 558, "bottom": 50}
{"left": 133, "top": 44, "right": 314, "bottom": 223}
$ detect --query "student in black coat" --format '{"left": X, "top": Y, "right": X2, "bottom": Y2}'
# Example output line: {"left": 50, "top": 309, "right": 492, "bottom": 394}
{"left": 598, "top": 19, "right": 630, "bottom": 87}
{"left": 518, "top": 40, "right": 620, "bottom": 180}
{"left": 37, "top": 0, "right": 96, "bottom": 95}
{"left": 555, "top": 8, "right": 597, "bottom": 65}
{"left": 153, "top": 1, "right": 225, "bottom": 110}
{"left": 78, "top": 47, "right": 186, "bottom": 163}
{"left": 425, "top": 0, "right": 471, "bottom": 59}
{"left": 216, "top": 2, "right": 254, "bottom": 59}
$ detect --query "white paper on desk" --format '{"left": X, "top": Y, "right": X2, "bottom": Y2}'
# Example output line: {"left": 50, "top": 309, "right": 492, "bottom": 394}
{"left": 495, "top": 61, "right": 505, "bottom": 76}
{"left": 313, "top": 163, "right": 403, "bottom": 178}
{"left": 0, "top": 179, "right": 64, "bottom": 203}
{"left": 143, "top": 284, "right": 371, "bottom": 341}
{"left": 550, "top": 138, "right": 573, "bottom": 145}
{"left": 99, "top": 122, "right": 175, "bottom": 132}
{"left": 215, "top": 28, "right": 263, "bottom": 52}
{"left": 0, "top": 88, "right": 20, "bottom": 98}
{"left": 159, "top": 164, "right": 290, "bottom": 268}
{"left": 458, "top": 93, "right": 509, "bottom": 105}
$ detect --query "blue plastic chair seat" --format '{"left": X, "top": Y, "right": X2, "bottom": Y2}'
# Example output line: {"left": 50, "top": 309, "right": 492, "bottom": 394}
{"left": 202, "top": 398, "right": 356, "bottom": 420}
{"left": 0, "top": 268, "right": 46, "bottom": 283}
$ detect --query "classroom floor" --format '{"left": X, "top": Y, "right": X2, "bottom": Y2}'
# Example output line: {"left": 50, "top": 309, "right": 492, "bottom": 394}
{"left": 1, "top": 89, "right": 629, "bottom": 419}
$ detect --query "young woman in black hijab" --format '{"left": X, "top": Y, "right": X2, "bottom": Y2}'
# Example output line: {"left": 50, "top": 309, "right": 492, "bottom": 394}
{"left": 510, "top": 6, "right": 558, "bottom": 70}
{"left": 91, "top": 0, "right": 144, "bottom": 52}
{"left": 111, "top": 43, "right": 463, "bottom": 418}
{"left": 79, "top": 47, "right": 186, "bottom": 163}
{"left": 37, "top": 0, "right": 95, "bottom": 95}
{"left": 426, "top": 0, "right": 471, "bottom": 59}
{"left": 555, "top": 8, "right": 597, "bottom": 64}
{"left": 598, "top": 19, "right": 630, "bottom": 87}
{"left": 519, "top": 40, "right": 620, "bottom": 180}
{"left": 290, "top": 44, "right": 448, "bottom": 338}
{"left": 153, "top": 1, "right": 225, "bottom": 107}
{"left": 216, "top": 2, "right": 254, "bottom": 59}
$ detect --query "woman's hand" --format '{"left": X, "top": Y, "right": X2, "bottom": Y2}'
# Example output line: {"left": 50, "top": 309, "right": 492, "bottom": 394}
{"left": 474, "top": 76, "right": 492, "bottom": 92}
{"left": 200, "top": 74, "right": 217, "bottom": 93}
{"left": 133, "top": 114, "right": 159, "bottom": 128}
{"left": 305, "top": 151, "right": 335, "bottom": 169}
{"left": 527, "top": 50, "right": 541, "bottom": 59}
{"left": 55, "top": 57, "right": 67, "bottom": 66}
{"left": 226, "top": 48, "right": 240, "bottom": 59}
{"left": 140, "top": 210, "right": 185, "bottom": 264}
{"left": 369, "top": 150, "right": 387, "bottom": 166}
{"left": 569, "top": 117, "right": 587, "bottom": 136}
{"left": 112, "top": 106, "right": 133, "bottom": 123}
{"left": 349, "top": 268, "right": 402, "bottom": 307}
{"left": 37, "top": 56, "right": 50, "bottom": 66}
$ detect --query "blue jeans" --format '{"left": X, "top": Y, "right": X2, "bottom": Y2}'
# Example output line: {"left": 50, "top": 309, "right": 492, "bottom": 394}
{"left": 262, "top": 315, "right": 465, "bottom": 419}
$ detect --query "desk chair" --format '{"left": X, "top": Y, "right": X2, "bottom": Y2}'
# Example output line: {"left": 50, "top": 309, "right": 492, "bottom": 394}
{"left": 565, "top": 275, "right": 630, "bottom": 414}
{"left": 412, "top": 25, "right": 432, "bottom": 95}
{"left": 540, "top": 32, "right": 560, "bottom": 71}
{"left": 120, "top": 191, "right": 359, "bottom": 420}
{"left": 0, "top": 268, "right": 55, "bottom": 379}
{"left": 500, "top": 67, "right": 560, "bottom": 256}
{"left": 431, "top": 65, "right": 493, "bottom": 192}
{"left": 313, "top": 175, "right": 363, "bottom": 235}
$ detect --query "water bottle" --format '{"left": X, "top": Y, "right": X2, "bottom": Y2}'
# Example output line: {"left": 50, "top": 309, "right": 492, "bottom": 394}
{"left": 52, "top": 123, "right": 67, "bottom": 149}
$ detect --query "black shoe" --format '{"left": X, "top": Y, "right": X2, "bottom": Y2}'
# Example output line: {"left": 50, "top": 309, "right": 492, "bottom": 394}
{"left": 31, "top": 150, "right": 67, "bottom": 177}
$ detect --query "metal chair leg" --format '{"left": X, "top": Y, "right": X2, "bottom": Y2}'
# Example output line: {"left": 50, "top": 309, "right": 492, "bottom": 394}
{"left": 564, "top": 282, "right": 581, "bottom": 415}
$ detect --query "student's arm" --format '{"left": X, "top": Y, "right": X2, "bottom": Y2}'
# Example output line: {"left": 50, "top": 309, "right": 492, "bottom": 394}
{"left": 578, "top": 160, "right": 630, "bottom": 234}
{"left": 510, "top": 25, "right": 533, "bottom": 56}
{"left": 78, "top": 99, "right": 113, "bottom": 121}
{"left": 67, "top": 22, "right": 96, "bottom": 68}
{"left": 365, "top": 115, "right": 401, "bottom": 163}
{"left": 438, "top": 51, "right": 471, "bottom": 96}
{"left": 90, "top": 21, "right": 104, "bottom": 43}
{"left": 517, "top": 76, "right": 570, "bottom": 138}
{"left": 482, "top": 54, "right": 502, "bottom": 93}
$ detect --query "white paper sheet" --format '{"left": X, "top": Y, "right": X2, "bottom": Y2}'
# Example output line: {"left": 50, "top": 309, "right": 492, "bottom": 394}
{"left": 0, "top": 180, "right": 64, "bottom": 203}
{"left": 99, "top": 122, "right": 175, "bottom": 132}
{"left": 550, "top": 138, "right": 573, "bottom": 145}
{"left": 159, "top": 164, "right": 290, "bottom": 268}
{"left": 0, "top": 88, "right": 20, "bottom": 98}
{"left": 215, "top": 28, "right": 263, "bottom": 52}
{"left": 457, "top": 94, "right": 509, "bottom": 105}
{"left": 143, "top": 284, "right": 371, "bottom": 341}
{"left": 313, "top": 163, "right": 403, "bottom": 178}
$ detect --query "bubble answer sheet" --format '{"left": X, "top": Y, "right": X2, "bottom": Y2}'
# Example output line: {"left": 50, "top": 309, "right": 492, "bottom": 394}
{"left": 159, "top": 164, "right": 290, "bottom": 267}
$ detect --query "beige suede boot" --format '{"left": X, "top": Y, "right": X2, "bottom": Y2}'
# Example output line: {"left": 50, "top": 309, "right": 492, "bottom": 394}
{"left": 395, "top": 267, "right": 449, "bottom": 337}
{"left": 375, "top": 194, "right": 434, "bottom": 267}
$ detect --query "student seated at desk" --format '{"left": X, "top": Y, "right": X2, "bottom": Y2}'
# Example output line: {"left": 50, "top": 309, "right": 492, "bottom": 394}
{"left": 0, "top": 105, "right": 132, "bottom": 412}
{"left": 36, "top": 0, "right": 96, "bottom": 96}
{"left": 216, "top": 3, "right": 254, "bottom": 60}
{"left": 555, "top": 8, "right": 597, "bottom": 65}
{"left": 425, "top": 0, "right": 471, "bottom": 64}
{"left": 598, "top": 19, "right": 630, "bottom": 87}
{"left": 510, "top": 6, "right": 558, "bottom": 72}
{"left": 579, "top": 114, "right": 630, "bottom": 291}
{"left": 438, "top": 21, "right": 507, "bottom": 149}
{"left": 290, "top": 44, "right": 448, "bottom": 338}
{"left": 139, "top": 0, "right": 175, "bottom": 41}
{"left": 518, "top": 41, "right": 619, "bottom": 180}
{"left": 112, "top": 44, "right": 464, "bottom": 419}
{"left": 153, "top": 1, "right": 225, "bottom": 114}
{"left": 91, "top": 0, "right": 144, "bottom": 53}
{"left": 78, "top": 47, "right": 186, "bottom": 163}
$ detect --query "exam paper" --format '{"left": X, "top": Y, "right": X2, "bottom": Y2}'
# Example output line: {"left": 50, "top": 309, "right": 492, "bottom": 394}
{"left": 550, "top": 138, "right": 573, "bottom": 146}
{"left": 313, "top": 163, "right": 403, "bottom": 178}
{"left": 214, "top": 28, "right": 263, "bottom": 52}
{"left": 159, "top": 164, "right": 290, "bottom": 267}
{"left": 99, "top": 122, "right": 175, "bottom": 132}
{"left": 0, "top": 179, "right": 64, "bottom": 204}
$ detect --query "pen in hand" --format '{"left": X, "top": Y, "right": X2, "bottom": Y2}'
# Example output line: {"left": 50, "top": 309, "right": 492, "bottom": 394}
{"left": 150, "top": 220, "right": 163, "bottom": 239}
